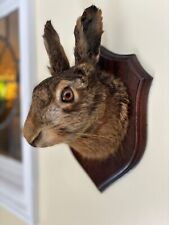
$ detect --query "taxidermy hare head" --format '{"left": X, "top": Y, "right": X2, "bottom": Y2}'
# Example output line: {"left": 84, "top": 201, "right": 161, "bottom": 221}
{"left": 23, "top": 5, "right": 129, "bottom": 160}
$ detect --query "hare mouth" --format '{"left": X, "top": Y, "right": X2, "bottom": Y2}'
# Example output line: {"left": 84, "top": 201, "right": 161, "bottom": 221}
{"left": 30, "top": 132, "right": 42, "bottom": 147}
{"left": 29, "top": 128, "right": 66, "bottom": 148}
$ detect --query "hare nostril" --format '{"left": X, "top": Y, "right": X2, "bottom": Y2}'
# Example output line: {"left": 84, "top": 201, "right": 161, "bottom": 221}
{"left": 30, "top": 132, "right": 42, "bottom": 147}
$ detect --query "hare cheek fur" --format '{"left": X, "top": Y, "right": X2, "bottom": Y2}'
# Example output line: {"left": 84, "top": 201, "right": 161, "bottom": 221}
{"left": 23, "top": 5, "right": 129, "bottom": 160}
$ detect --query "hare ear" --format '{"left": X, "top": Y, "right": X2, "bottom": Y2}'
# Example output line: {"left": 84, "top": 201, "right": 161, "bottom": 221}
{"left": 43, "top": 21, "right": 70, "bottom": 76}
{"left": 74, "top": 5, "right": 103, "bottom": 65}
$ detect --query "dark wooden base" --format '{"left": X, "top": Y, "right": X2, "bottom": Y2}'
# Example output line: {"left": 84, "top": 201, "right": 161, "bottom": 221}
{"left": 71, "top": 46, "right": 153, "bottom": 192}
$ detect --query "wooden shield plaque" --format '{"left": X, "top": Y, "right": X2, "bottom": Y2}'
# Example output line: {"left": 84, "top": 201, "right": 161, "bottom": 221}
{"left": 71, "top": 46, "right": 153, "bottom": 192}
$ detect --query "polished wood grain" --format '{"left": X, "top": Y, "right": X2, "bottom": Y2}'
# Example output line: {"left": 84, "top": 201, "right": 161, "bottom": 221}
{"left": 71, "top": 46, "right": 153, "bottom": 191}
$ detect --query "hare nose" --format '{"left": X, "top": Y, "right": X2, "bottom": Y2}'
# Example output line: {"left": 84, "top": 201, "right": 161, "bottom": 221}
{"left": 23, "top": 114, "right": 41, "bottom": 145}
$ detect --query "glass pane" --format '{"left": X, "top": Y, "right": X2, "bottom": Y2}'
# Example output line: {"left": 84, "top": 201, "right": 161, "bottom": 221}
{"left": 0, "top": 10, "right": 21, "bottom": 161}
{"left": 0, "top": 18, "right": 5, "bottom": 37}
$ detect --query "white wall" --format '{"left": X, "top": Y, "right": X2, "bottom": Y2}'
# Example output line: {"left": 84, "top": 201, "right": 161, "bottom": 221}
{"left": 35, "top": 1, "right": 169, "bottom": 225}
{"left": 0, "top": 208, "right": 27, "bottom": 225}
{"left": 1, "top": 1, "right": 168, "bottom": 225}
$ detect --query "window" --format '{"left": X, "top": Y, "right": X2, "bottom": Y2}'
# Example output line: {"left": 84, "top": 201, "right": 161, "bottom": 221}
{"left": 0, "top": 1, "right": 38, "bottom": 224}
{"left": 0, "top": 10, "right": 21, "bottom": 161}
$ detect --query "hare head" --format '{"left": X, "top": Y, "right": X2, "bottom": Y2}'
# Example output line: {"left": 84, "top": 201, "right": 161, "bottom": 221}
{"left": 23, "top": 5, "right": 129, "bottom": 160}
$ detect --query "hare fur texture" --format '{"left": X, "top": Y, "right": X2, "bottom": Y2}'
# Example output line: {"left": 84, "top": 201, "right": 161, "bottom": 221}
{"left": 23, "top": 5, "right": 129, "bottom": 160}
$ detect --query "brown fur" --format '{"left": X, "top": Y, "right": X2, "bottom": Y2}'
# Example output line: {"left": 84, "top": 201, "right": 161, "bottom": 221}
{"left": 23, "top": 5, "right": 129, "bottom": 160}
{"left": 43, "top": 20, "right": 70, "bottom": 75}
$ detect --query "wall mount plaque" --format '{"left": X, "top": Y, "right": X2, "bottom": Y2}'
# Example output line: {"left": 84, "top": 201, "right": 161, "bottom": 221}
{"left": 71, "top": 46, "right": 153, "bottom": 191}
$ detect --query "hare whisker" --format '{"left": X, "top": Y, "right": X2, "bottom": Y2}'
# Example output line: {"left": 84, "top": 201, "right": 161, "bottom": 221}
{"left": 75, "top": 132, "right": 114, "bottom": 141}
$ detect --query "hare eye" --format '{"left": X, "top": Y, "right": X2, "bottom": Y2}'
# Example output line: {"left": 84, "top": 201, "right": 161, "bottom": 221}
{"left": 61, "top": 87, "right": 74, "bottom": 103}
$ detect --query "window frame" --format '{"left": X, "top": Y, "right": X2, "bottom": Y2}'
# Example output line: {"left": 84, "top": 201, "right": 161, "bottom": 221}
{"left": 0, "top": 0, "right": 38, "bottom": 224}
